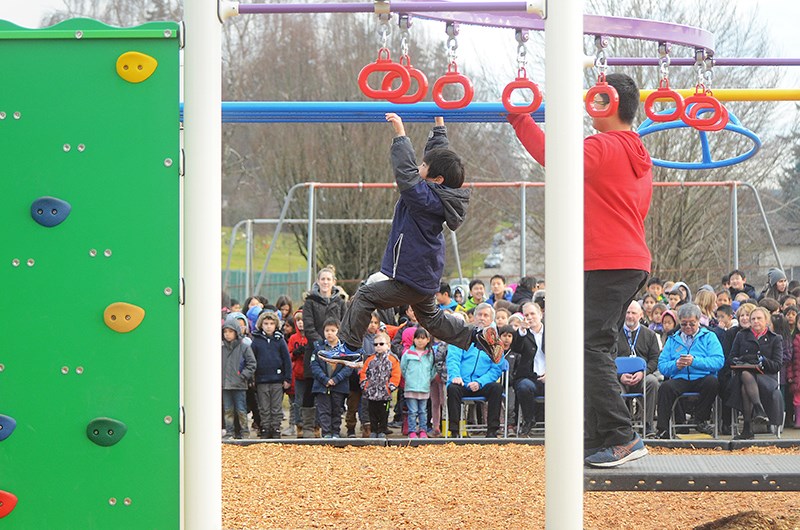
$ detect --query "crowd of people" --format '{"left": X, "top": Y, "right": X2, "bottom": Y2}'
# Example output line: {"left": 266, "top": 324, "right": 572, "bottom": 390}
{"left": 220, "top": 267, "right": 800, "bottom": 443}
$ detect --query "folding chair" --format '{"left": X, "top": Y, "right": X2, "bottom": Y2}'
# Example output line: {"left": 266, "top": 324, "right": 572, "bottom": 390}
{"left": 615, "top": 356, "right": 647, "bottom": 439}
{"left": 669, "top": 392, "right": 718, "bottom": 439}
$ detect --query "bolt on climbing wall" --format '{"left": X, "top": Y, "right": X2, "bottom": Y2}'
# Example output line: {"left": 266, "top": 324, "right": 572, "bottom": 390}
{"left": 0, "top": 18, "right": 180, "bottom": 528}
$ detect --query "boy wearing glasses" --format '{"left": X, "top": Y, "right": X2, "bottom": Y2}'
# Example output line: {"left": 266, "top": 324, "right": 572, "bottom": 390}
{"left": 508, "top": 73, "right": 653, "bottom": 467}
{"left": 339, "top": 113, "right": 503, "bottom": 364}
{"left": 360, "top": 331, "right": 401, "bottom": 438}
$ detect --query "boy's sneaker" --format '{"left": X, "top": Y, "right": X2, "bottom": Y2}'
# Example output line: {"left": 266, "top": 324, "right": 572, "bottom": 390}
{"left": 585, "top": 434, "right": 648, "bottom": 468}
{"left": 418, "top": 431, "right": 428, "bottom": 439}
{"left": 409, "top": 432, "right": 418, "bottom": 439}
{"left": 347, "top": 428, "right": 356, "bottom": 438}
{"left": 475, "top": 325, "right": 503, "bottom": 363}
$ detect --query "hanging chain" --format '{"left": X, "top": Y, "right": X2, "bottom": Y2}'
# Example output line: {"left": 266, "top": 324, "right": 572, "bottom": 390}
{"left": 515, "top": 29, "right": 529, "bottom": 71}
{"left": 445, "top": 22, "right": 459, "bottom": 65}
{"left": 703, "top": 54, "right": 715, "bottom": 91}
{"left": 376, "top": 12, "right": 391, "bottom": 49}
{"left": 658, "top": 41, "right": 671, "bottom": 81}
{"left": 398, "top": 14, "right": 411, "bottom": 57}
{"left": 694, "top": 48, "right": 707, "bottom": 88}
{"left": 594, "top": 35, "right": 609, "bottom": 76}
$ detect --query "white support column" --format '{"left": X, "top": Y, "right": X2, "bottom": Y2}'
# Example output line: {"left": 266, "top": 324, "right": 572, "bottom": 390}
{"left": 183, "top": 0, "right": 222, "bottom": 528}
{"left": 543, "top": 1, "right": 584, "bottom": 529}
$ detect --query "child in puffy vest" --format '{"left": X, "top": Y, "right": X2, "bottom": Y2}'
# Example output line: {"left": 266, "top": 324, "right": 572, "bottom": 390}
{"left": 400, "top": 327, "right": 435, "bottom": 438}
{"left": 359, "top": 330, "right": 401, "bottom": 438}
{"left": 310, "top": 318, "right": 353, "bottom": 438}
{"left": 251, "top": 311, "right": 291, "bottom": 439}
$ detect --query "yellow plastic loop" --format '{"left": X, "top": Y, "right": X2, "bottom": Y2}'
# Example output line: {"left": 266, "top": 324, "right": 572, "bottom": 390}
{"left": 116, "top": 51, "right": 158, "bottom": 83}
{"left": 104, "top": 302, "right": 146, "bottom": 333}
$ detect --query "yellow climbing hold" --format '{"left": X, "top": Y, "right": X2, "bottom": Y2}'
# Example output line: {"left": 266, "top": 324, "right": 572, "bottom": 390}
{"left": 116, "top": 51, "right": 158, "bottom": 83}
{"left": 103, "top": 302, "right": 145, "bottom": 333}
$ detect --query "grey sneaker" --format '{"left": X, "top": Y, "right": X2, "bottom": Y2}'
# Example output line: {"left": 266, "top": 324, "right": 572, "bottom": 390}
{"left": 585, "top": 434, "right": 648, "bottom": 468}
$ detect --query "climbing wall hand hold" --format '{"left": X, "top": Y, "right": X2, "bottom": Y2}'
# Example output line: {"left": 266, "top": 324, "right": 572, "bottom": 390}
{"left": 86, "top": 418, "right": 128, "bottom": 447}
{"left": 0, "top": 415, "right": 16, "bottom": 442}
{"left": 0, "top": 490, "right": 18, "bottom": 518}
{"left": 116, "top": 51, "right": 158, "bottom": 83}
{"left": 103, "top": 302, "right": 145, "bottom": 333}
{"left": 30, "top": 197, "right": 71, "bottom": 228}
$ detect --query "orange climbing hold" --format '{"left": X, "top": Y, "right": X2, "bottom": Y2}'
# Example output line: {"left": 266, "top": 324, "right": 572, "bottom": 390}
{"left": 103, "top": 302, "right": 145, "bottom": 333}
{"left": 0, "top": 490, "right": 18, "bottom": 518}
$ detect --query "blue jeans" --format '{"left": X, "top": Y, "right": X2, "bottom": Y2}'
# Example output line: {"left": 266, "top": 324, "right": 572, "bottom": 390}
{"left": 222, "top": 389, "right": 248, "bottom": 436}
{"left": 406, "top": 398, "right": 427, "bottom": 434}
{"left": 515, "top": 378, "right": 544, "bottom": 425}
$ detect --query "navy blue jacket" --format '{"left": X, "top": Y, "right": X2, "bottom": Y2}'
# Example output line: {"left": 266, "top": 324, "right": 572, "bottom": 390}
{"left": 310, "top": 340, "right": 353, "bottom": 395}
{"left": 251, "top": 330, "right": 291, "bottom": 384}
{"left": 379, "top": 126, "right": 471, "bottom": 295}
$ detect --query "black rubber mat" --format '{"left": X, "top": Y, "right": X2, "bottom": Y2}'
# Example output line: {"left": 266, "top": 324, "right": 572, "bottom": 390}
{"left": 585, "top": 454, "right": 800, "bottom": 491}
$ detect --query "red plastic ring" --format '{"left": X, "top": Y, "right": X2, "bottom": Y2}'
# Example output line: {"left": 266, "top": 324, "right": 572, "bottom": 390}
{"left": 682, "top": 94, "right": 723, "bottom": 128}
{"left": 432, "top": 67, "right": 474, "bottom": 110}
{"left": 502, "top": 77, "right": 542, "bottom": 114}
{"left": 585, "top": 83, "right": 619, "bottom": 118}
{"left": 644, "top": 87, "right": 685, "bottom": 122}
{"left": 687, "top": 100, "right": 729, "bottom": 132}
{"left": 382, "top": 63, "right": 429, "bottom": 104}
{"left": 357, "top": 49, "right": 411, "bottom": 99}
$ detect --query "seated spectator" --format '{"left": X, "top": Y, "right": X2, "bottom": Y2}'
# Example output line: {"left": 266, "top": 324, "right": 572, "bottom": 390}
{"left": 641, "top": 293, "right": 657, "bottom": 326}
{"left": 726, "top": 306, "right": 784, "bottom": 439}
{"left": 511, "top": 302, "right": 545, "bottom": 436}
{"left": 728, "top": 269, "right": 757, "bottom": 300}
{"left": 435, "top": 282, "right": 461, "bottom": 312}
{"left": 660, "top": 309, "right": 678, "bottom": 343}
{"left": 716, "top": 290, "right": 732, "bottom": 308}
{"left": 446, "top": 303, "right": 505, "bottom": 438}
{"left": 759, "top": 297, "right": 781, "bottom": 315}
{"left": 511, "top": 276, "right": 536, "bottom": 306}
{"left": 495, "top": 307, "right": 511, "bottom": 328}
{"left": 487, "top": 274, "right": 514, "bottom": 305}
{"left": 616, "top": 301, "right": 660, "bottom": 437}
{"left": 648, "top": 303, "right": 668, "bottom": 334}
{"left": 715, "top": 304, "right": 735, "bottom": 331}
{"left": 758, "top": 268, "right": 789, "bottom": 301}
{"left": 646, "top": 277, "right": 666, "bottom": 304}
{"left": 718, "top": 302, "right": 756, "bottom": 434}
{"left": 463, "top": 279, "right": 487, "bottom": 311}
{"left": 656, "top": 303, "right": 724, "bottom": 438}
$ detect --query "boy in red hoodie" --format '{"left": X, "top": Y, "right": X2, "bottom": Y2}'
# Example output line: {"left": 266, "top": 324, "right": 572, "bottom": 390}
{"left": 508, "top": 72, "right": 652, "bottom": 468}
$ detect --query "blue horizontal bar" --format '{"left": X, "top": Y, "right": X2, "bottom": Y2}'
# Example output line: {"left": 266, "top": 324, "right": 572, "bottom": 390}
{"left": 179, "top": 101, "right": 546, "bottom": 123}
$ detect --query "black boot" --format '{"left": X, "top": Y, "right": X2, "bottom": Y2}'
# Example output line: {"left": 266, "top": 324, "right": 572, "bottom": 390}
{"left": 753, "top": 403, "right": 769, "bottom": 425}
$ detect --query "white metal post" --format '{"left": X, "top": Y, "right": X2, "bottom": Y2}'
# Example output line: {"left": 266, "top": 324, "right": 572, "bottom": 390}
{"left": 544, "top": 0, "right": 584, "bottom": 529}
{"left": 183, "top": 0, "right": 222, "bottom": 528}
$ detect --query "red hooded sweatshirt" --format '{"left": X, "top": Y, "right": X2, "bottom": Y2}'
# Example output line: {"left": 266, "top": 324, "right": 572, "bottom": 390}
{"left": 508, "top": 113, "right": 653, "bottom": 272}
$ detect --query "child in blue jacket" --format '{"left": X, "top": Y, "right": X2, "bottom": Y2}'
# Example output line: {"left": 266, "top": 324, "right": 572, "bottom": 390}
{"left": 339, "top": 114, "right": 501, "bottom": 363}
{"left": 251, "top": 311, "right": 291, "bottom": 439}
{"left": 310, "top": 318, "right": 353, "bottom": 438}
{"left": 400, "top": 327, "right": 436, "bottom": 438}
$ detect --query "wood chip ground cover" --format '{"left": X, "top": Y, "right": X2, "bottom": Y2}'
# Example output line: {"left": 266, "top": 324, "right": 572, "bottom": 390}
{"left": 222, "top": 444, "right": 800, "bottom": 529}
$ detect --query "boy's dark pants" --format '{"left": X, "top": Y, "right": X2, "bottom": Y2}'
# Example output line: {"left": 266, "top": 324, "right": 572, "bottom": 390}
{"left": 340, "top": 279, "right": 473, "bottom": 350}
{"left": 315, "top": 391, "right": 347, "bottom": 437}
{"left": 368, "top": 399, "right": 390, "bottom": 435}
{"left": 584, "top": 269, "right": 648, "bottom": 449}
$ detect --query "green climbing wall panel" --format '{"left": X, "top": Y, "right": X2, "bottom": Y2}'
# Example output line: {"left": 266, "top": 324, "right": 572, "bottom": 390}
{"left": 0, "top": 18, "right": 180, "bottom": 529}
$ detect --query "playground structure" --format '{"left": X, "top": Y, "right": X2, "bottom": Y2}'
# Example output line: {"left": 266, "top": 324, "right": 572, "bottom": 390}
{"left": 2, "top": 1, "right": 799, "bottom": 528}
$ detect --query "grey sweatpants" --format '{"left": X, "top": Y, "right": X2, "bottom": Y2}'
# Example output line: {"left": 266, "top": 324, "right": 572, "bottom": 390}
{"left": 340, "top": 278, "right": 474, "bottom": 349}
{"left": 256, "top": 382, "right": 284, "bottom": 432}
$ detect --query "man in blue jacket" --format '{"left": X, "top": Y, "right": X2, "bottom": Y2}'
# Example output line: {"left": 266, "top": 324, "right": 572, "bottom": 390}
{"left": 445, "top": 304, "right": 506, "bottom": 438}
{"left": 656, "top": 303, "right": 724, "bottom": 438}
{"left": 339, "top": 113, "right": 501, "bottom": 362}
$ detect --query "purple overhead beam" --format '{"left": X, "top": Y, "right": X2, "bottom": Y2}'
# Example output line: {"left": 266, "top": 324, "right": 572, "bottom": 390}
{"left": 237, "top": 1, "right": 716, "bottom": 51}
{"left": 608, "top": 57, "right": 800, "bottom": 66}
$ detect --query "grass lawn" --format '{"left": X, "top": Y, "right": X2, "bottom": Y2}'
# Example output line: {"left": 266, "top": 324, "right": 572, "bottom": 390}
{"left": 222, "top": 227, "right": 307, "bottom": 272}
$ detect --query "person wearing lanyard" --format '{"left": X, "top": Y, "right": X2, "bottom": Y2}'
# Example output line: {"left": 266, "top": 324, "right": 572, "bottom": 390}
{"left": 615, "top": 301, "right": 661, "bottom": 437}
{"left": 655, "top": 303, "right": 724, "bottom": 439}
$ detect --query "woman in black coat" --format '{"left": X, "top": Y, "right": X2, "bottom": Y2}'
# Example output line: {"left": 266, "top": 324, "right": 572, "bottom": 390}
{"left": 298, "top": 266, "right": 347, "bottom": 436}
{"left": 726, "top": 306, "right": 783, "bottom": 439}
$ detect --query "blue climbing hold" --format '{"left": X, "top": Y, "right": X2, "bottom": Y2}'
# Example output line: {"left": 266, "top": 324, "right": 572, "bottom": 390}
{"left": 30, "top": 196, "right": 71, "bottom": 227}
{"left": 0, "top": 415, "right": 16, "bottom": 442}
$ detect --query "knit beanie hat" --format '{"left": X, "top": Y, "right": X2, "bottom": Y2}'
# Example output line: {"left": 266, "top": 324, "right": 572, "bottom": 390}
{"left": 767, "top": 267, "right": 786, "bottom": 287}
